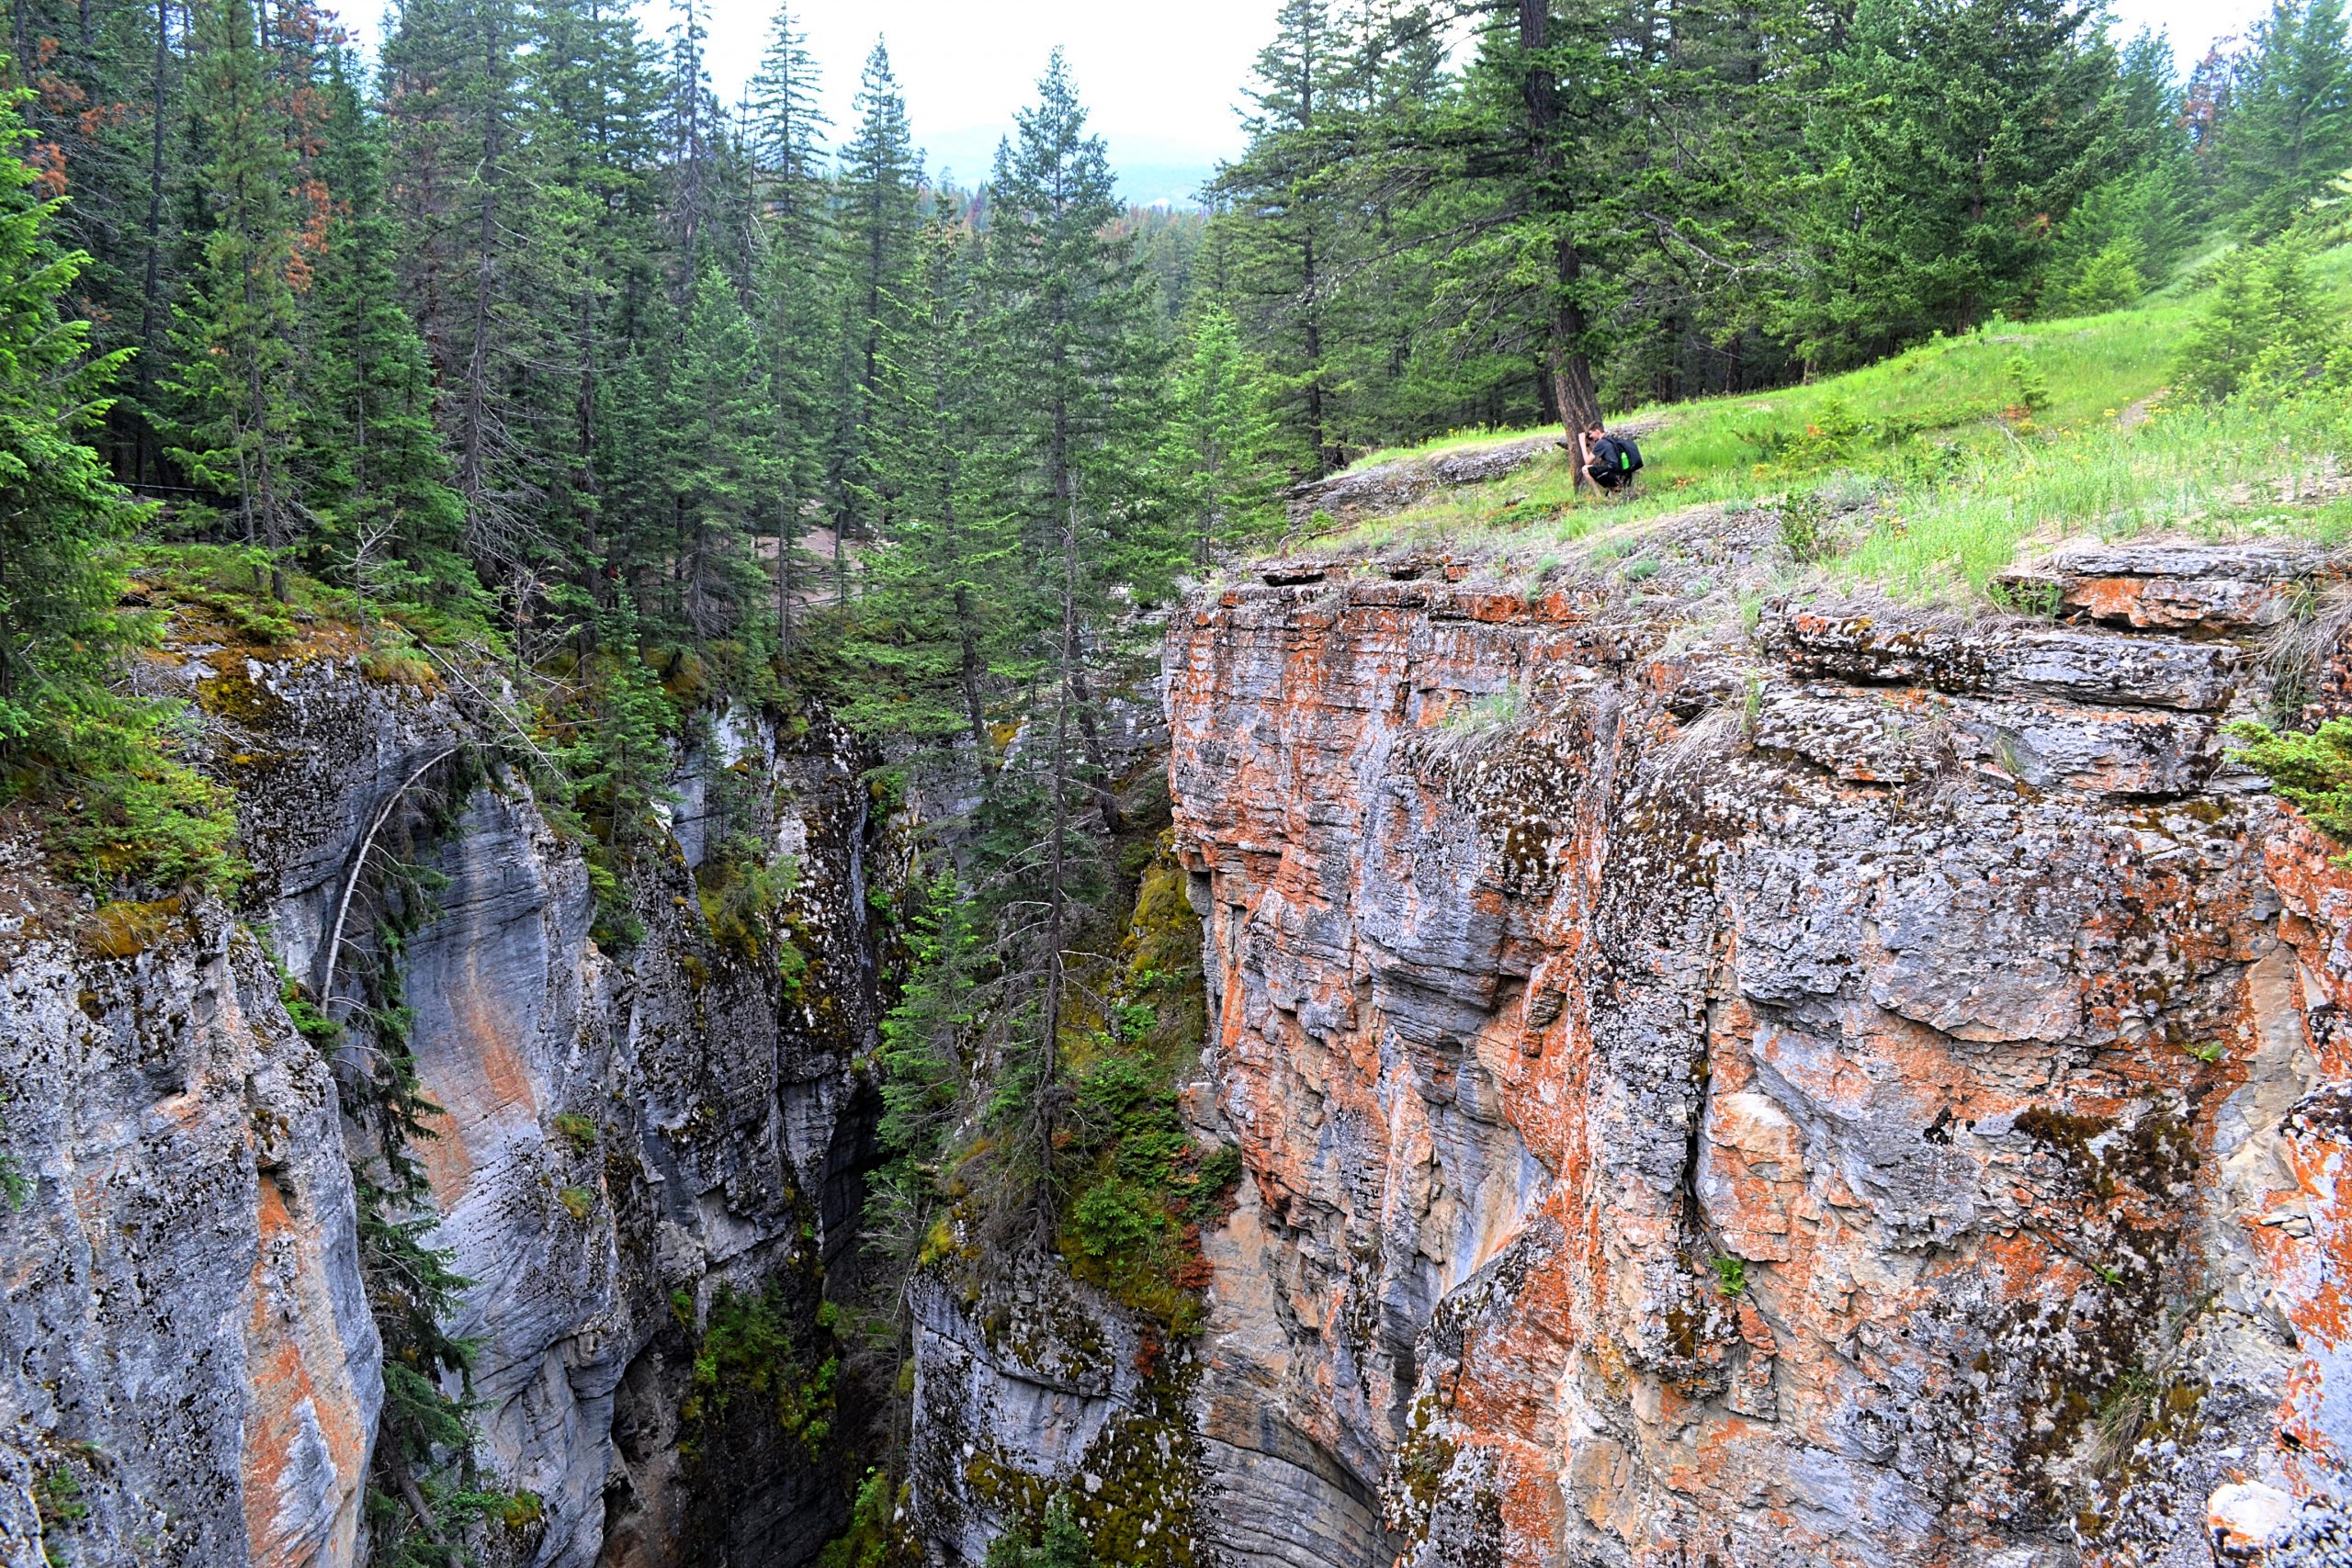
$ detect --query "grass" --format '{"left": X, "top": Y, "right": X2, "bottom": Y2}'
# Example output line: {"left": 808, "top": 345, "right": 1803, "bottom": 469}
{"left": 1315, "top": 239, "right": 2352, "bottom": 607}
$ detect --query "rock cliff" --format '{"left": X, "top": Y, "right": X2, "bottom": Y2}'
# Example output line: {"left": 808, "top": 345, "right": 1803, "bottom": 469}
{"left": 21, "top": 525, "right": 2352, "bottom": 1568}
{"left": 1136, "top": 535, "right": 2352, "bottom": 1566}
{"left": 0, "top": 617, "right": 888, "bottom": 1568}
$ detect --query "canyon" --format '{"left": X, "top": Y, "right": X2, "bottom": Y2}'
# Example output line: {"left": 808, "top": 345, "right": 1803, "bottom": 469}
{"left": 915, "top": 526, "right": 2352, "bottom": 1567}
{"left": 10, "top": 525, "right": 2352, "bottom": 1565}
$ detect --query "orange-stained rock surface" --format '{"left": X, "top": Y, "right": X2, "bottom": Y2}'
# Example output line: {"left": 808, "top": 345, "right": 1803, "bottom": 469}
{"left": 1164, "top": 544, "right": 2352, "bottom": 1566}
{"left": 0, "top": 897, "right": 380, "bottom": 1567}
{"left": 1, "top": 628, "right": 892, "bottom": 1568}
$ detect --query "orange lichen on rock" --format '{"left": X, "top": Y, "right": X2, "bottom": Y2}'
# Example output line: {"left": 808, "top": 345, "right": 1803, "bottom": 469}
{"left": 1166, "top": 545, "right": 2352, "bottom": 1566}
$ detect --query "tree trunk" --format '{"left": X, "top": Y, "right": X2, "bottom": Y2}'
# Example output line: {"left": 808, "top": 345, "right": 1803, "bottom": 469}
{"left": 956, "top": 581, "right": 989, "bottom": 776}
{"left": 138, "top": 0, "right": 170, "bottom": 489}
{"left": 459, "top": 4, "right": 503, "bottom": 543}
{"left": 1521, "top": 0, "right": 1603, "bottom": 442}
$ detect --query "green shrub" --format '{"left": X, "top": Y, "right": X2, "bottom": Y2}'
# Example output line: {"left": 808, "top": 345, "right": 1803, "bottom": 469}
{"left": 2005, "top": 352, "right": 2051, "bottom": 415}
{"left": 35, "top": 1461, "right": 87, "bottom": 1525}
{"left": 1185, "top": 1143, "right": 1246, "bottom": 1224}
{"left": 37, "top": 700, "right": 243, "bottom": 900}
{"left": 1772, "top": 491, "right": 1834, "bottom": 563}
{"left": 2230, "top": 718, "right": 2352, "bottom": 842}
{"left": 985, "top": 1495, "right": 1095, "bottom": 1568}
{"left": 2174, "top": 242, "right": 2352, "bottom": 404}
{"left": 553, "top": 1113, "right": 598, "bottom": 1151}
{"left": 816, "top": 1468, "right": 895, "bottom": 1568}
{"left": 1069, "top": 1176, "right": 1166, "bottom": 1261}
{"left": 682, "top": 1284, "right": 838, "bottom": 1462}
{"left": 2061, "top": 242, "right": 2148, "bottom": 314}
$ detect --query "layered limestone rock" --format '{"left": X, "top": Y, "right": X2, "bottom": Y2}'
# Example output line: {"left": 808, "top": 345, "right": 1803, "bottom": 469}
{"left": 0, "top": 619, "right": 885, "bottom": 1568}
{"left": 393, "top": 708, "right": 884, "bottom": 1568}
{"left": 0, "top": 874, "right": 382, "bottom": 1568}
{"left": 1154, "top": 537, "right": 2352, "bottom": 1566}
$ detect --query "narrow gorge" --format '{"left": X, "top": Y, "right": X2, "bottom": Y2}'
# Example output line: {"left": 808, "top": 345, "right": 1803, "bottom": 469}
{"left": 15, "top": 526, "right": 2352, "bottom": 1566}
{"left": 2, "top": 607, "right": 894, "bottom": 1565}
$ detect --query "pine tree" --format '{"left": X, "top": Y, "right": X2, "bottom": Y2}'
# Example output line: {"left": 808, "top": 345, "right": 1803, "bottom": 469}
{"left": 3, "top": 0, "right": 184, "bottom": 479}
{"left": 2173, "top": 238, "right": 2352, "bottom": 400}
{"left": 985, "top": 1497, "right": 1096, "bottom": 1568}
{"left": 596, "top": 288, "right": 677, "bottom": 623}
{"left": 563, "top": 593, "right": 676, "bottom": 863}
{"left": 383, "top": 0, "right": 536, "bottom": 573}
{"left": 166, "top": 0, "right": 306, "bottom": 587}
{"left": 2222, "top": 0, "right": 2352, "bottom": 234}
{"left": 830, "top": 39, "right": 922, "bottom": 604}
{"left": 662, "top": 0, "right": 718, "bottom": 268}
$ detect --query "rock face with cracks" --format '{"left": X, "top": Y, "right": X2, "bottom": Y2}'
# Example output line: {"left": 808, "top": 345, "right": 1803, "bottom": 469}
{"left": 1145, "top": 540, "right": 2352, "bottom": 1567}
{"left": 0, "top": 626, "right": 889, "bottom": 1568}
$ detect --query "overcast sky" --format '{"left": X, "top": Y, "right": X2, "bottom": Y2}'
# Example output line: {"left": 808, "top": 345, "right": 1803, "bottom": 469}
{"left": 329, "top": 0, "right": 2286, "bottom": 205}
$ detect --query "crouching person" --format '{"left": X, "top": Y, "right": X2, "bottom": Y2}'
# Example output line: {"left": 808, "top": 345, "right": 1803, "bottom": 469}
{"left": 1576, "top": 423, "right": 1644, "bottom": 494}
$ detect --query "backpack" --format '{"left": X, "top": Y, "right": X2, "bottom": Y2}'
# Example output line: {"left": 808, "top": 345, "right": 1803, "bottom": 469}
{"left": 1595, "top": 433, "right": 1644, "bottom": 476}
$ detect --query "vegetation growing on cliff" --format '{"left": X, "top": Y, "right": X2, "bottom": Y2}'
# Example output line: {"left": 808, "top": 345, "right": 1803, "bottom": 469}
{"left": 2229, "top": 717, "right": 2352, "bottom": 842}
{"left": 983, "top": 1497, "right": 1095, "bottom": 1568}
{"left": 677, "top": 1283, "right": 840, "bottom": 1464}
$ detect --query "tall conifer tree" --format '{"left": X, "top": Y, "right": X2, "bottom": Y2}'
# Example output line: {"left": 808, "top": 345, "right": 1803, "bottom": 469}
{"left": 167, "top": 0, "right": 304, "bottom": 588}
{"left": 830, "top": 39, "right": 922, "bottom": 603}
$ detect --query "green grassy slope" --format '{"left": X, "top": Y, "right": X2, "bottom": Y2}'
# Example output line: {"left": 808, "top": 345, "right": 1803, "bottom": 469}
{"left": 1319, "top": 240, "right": 2352, "bottom": 605}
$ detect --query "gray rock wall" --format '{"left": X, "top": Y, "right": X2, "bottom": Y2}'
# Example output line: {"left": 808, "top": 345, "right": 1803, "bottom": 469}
{"left": 1, "top": 626, "right": 888, "bottom": 1568}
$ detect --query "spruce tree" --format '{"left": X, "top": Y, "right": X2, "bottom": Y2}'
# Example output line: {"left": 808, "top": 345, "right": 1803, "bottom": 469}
{"left": 383, "top": 0, "right": 535, "bottom": 572}
{"left": 2222, "top": 0, "right": 2352, "bottom": 234}
{"left": 972, "top": 51, "right": 1179, "bottom": 1204}
{"left": 748, "top": 2, "right": 831, "bottom": 652}
{"left": 0, "top": 62, "right": 232, "bottom": 897}
{"left": 1787, "top": 0, "right": 2125, "bottom": 363}
{"left": 1164, "top": 299, "right": 1281, "bottom": 567}
{"left": 665, "top": 258, "right": 774, "bottom": 644}
{"left": 1211, "top": 0, "right": 1352, "bottom": 475}
{"left": 867, "top": 868, "right": 982, "bottom": 1254}
{"left": 830, "top": 39, "right": 922, "bottom": 604}
{"left": 296, "top": 51, "right": 471, "bottom": 613}
{"left": 167, "top": 0, "right": 304, "bottom": 585}
{"left": 842, "top": 219, "right": 1011, "bottom": 775}
{"left": 518, "top": 0, "right": 664, "bottom": 643}
{"left": 0, "top": 67, "right": 144, "bottom": 758}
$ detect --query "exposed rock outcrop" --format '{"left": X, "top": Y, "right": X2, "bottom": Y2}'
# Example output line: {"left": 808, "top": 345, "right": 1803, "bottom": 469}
{"left": 1283, "top": 439, "right": 1564, "bottom": 534}
{"left": 0, "top": 621, "right": 888, "bottom": 1568}
{"left": 1140, "top": 540, "right": 2352, "bottom": 1566}
{"left": 0, "top": 877, "right": 381, "bottom": 1568}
